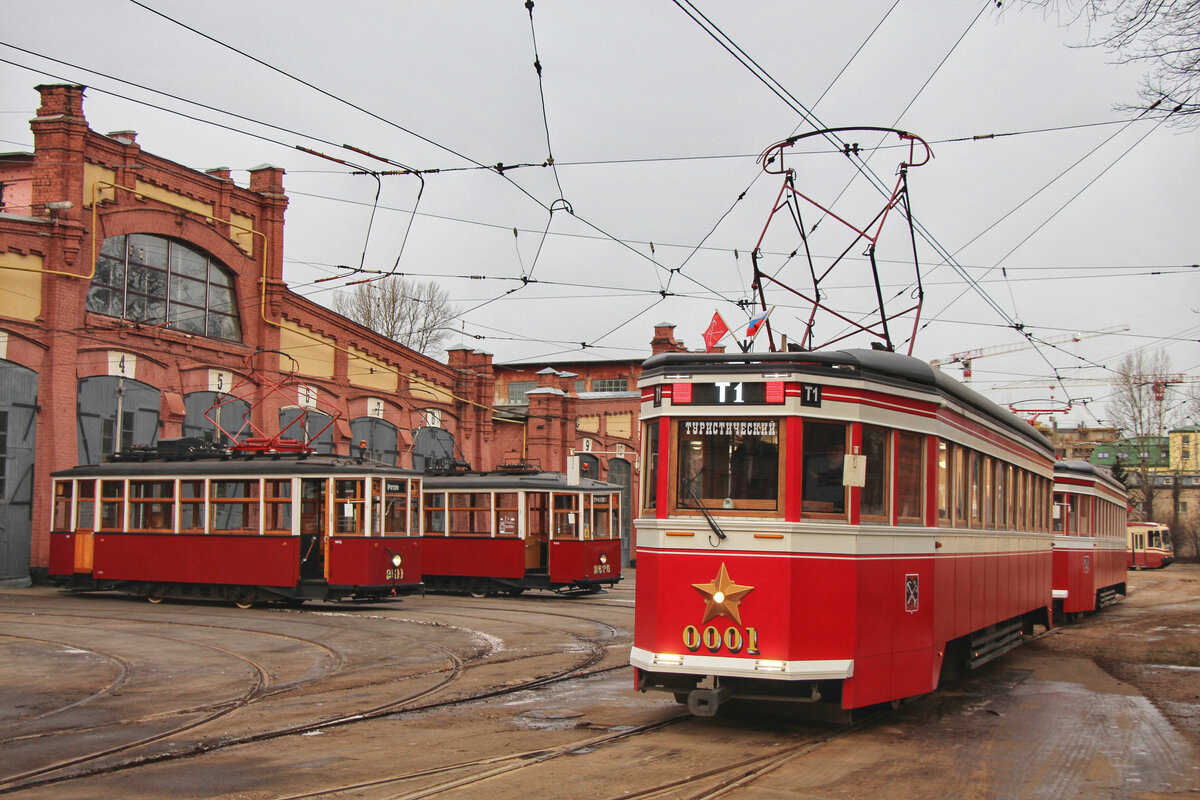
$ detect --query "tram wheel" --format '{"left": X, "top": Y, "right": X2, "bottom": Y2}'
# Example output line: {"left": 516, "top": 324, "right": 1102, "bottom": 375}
{"left": 467, "top": 580, "right": 490, "bottom": 598}
{"left": 505, "top": 587, "right": 526, "bottom": 597}
{"left": 144, "top": 584, "right": 164, "bottom": 604}
{"left": 232, "top": 588, "right": 257, "bottom": 609}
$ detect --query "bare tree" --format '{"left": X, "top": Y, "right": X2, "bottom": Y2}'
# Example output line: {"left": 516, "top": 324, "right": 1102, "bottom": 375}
{"left": 1027, "top": 1, "right": 1200, "bottom": 124}
{"left": 333, "top": 276, "right": 459, "bottom": 360}
{"left": 1107, "top": 349, "right": 1184, "bottom": 517}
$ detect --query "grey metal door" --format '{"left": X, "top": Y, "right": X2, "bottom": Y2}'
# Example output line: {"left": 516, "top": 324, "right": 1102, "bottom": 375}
{"left": 279, "top": 408, "right": 334, "bottom": 455}
{"left": 184, "top": 391, "right": 250, "bottom": 445}
{"left": 349, "top": 417, "right": 399, "bottom": 465}
{"left": 77, "top": 376, "right": 160, "bottom": 465}
{"left": 0, "top": 361, "right": 37, "bottom": 584}
{"left": 607, "top": 458, "right": 633, "bottom": 566}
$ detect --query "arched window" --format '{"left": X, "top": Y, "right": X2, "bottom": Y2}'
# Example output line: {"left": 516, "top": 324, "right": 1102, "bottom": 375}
{"left": 87, "top": 234, "right": 242, "bottom": 341}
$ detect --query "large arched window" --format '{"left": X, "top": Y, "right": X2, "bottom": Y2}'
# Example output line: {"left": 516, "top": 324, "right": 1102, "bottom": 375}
{"left": 87, "top": 234, "right": 242, "bottom": 341}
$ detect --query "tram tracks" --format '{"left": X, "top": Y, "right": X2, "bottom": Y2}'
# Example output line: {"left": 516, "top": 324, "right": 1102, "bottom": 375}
{"left": 0, "top": 600, "right": 628, "bottom": 796}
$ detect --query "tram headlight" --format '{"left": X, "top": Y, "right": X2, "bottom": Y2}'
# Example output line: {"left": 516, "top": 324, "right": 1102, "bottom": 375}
{"left": 755, "top": 659, "right": 786, "bottom": 673}
{"left": 599, "top": 553, "right": 608, "bottom": 565}
{"left": 391, "top": 554, "right": 403, "bottom": 567}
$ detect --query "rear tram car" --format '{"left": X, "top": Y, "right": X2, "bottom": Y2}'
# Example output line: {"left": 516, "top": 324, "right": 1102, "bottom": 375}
{"left": 421, "top": 467, "right": 622, "bottom": 596}
{"left": 1127, "top": 521, "right": 1174, "bottom": 569}
{"left": 1051, "top": 461, "right": 1128, "bottom": 617}
{"left": 48, "top": 441, "right": 424, "bottom": 606}
{"left": 630, "top": 349, "right": 1058, "bottom": 716}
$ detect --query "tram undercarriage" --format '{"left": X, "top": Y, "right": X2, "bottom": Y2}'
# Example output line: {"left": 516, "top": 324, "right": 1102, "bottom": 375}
{"left": 52, "top": 575, "right": 421, "bottom": 607}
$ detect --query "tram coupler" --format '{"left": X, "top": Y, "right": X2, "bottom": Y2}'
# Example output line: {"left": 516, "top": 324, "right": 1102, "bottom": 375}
{"left": 687, "top": 683, "right": 732, "bottom": 717}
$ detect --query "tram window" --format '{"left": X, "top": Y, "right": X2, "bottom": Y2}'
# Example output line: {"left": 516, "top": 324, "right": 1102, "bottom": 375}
{"left": 1149, "top": 530, "right": 1161, "bottom": 548}
{"left": 100, "top": 480, "right": 125, "bottom": 530}
{"left": 382, "top": 480, "right": 410, "bottom": 536}
{"left": 180, "top": 480, "right": 204, "bottom": 532}
{"left": 1080, "top": 494, "right": 1091, "bottom": 536}
{"left": 264, "top": 479, "right": 292, "bottom": 534}
{"left": 677, "top": 419, "right": 779, "bottom": 511}
{"left": 527, "top": 492, "right": 548, "bottom": 537}
{"left": 953, "top": 446, "right": 968, "bottom": 525}
{"left": 210, "top": 480, "right": 260, "bottom": 533}
{"left": 553, "top": 493, "right": 580, "bottom": 538}
{"left": 53, "top": 481, "right": 73, "bottom": 530}
{"left": 129, "top": 480, "right": 175, "bottom": 532}
{"left": 1053, "top": 493, "right": 1065, "bottom": 533}
{"left": 861, "top": 425, "right": 889, "bottom": 520}
{"left": 644, "top": 421, "right": 659, "bottom": 511}
{"left": 77, "top": 480, "right": 95, "bottom": 530}
{"left": 449, "top": 492, "right": 491, "bottom": 536}
{"left": 332, "top": 479, "right": 365, "bottom": 535}
{"left": 995, "top": 461, "right": 1007, "bottom": 530}
{"left": 982, "top": 457, "right": 995, "bottom": 529}
{"left": 937, "top": 441, "right": 950, "bottom": 524}
{"left": 969, "top": 451, "right": 983, "bottom": 527}
{"left": 802, "top": 421, "right": 846, "bottom": 516}
{"left": 424, "top": 492, "right": 447, "bottom": 535}
{"left": 590, "top": 493, "right": 614, "bottom": 539}
{"left": 410, "top": 480, "right": 422, "bottom": 534}
{"left": 495, "top": 492, "right": 519, "bottom": 537}
{"left": 896, "top": 432, "right": 923, "bottom": 523}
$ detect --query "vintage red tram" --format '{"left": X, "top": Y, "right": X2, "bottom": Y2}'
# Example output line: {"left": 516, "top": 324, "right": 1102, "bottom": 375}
{"left": 47, "top": 441, "right": 423, "bottom": 606}
{"left": 1051, "top": 460, "right": 1128, "bottom": 617}
{"left": 421, "top": 468, "right": 622, "bottom": 596}
{"left": 1127, "top": 521, "right": 1174, "bottom": 569}
{"left": 630, "top": 349, "right": 1058, "bottom": 716}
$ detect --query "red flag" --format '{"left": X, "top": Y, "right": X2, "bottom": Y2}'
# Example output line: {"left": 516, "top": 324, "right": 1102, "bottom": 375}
{"left": 702, "top": 311, "right": 730, "bottom": 352}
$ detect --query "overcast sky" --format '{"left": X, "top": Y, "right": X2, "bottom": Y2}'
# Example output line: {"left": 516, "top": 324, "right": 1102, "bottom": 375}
{"left": 2, "top": 1, "right": 1197, "bottom": 427}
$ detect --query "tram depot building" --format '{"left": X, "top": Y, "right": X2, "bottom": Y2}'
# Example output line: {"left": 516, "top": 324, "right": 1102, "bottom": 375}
{"left": 0, "top": 84, "right": 654, "bottom": 586}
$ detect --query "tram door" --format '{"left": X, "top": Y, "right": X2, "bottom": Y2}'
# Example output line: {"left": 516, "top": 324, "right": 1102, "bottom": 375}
{"left": 526, "top": 492, "right": 549, "bottom": 571}
{"left": 300, "top": 479, "right": 328, "bottom": 579}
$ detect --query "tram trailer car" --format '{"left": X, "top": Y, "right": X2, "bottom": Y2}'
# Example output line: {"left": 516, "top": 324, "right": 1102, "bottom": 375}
{"left": 630, "top": 349, "right": 1059, "bottom": 716}
{"left": 421, "top": 469, "right": 623, "bottom": 596}
{"left": 48, "top": 445, "right": 424, "bottom": 606}
{"left": 1051, "top": 461, "right": 1128, "bottom": 617}
{"left": 1127, "top": 521, "right": 1174, "bottom": 569}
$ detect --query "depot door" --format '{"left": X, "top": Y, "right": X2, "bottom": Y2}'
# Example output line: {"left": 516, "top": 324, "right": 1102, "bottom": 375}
{"left": 0, "top": 361, "right": 36, "bottom": 584}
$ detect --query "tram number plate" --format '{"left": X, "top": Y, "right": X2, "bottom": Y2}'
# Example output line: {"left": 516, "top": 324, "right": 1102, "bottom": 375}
{"left": 683, "top": 624, "right": 760, "bottom": 656}
{"left": 592, "top": 564, "right": 612, "bottom": 575}
{"left": 386, "top": 568, "right": 404, "bottom": 580}
{"left": 800, "top": 383, "right": 822, "bottom": 407}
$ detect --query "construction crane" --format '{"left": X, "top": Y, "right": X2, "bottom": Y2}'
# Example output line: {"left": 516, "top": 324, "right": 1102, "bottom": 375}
{"left": 991, "top": 373, "right": 1200, "bottom": 396}
{"left": 928, "top": 325, "right": 1129, "bottom": 382}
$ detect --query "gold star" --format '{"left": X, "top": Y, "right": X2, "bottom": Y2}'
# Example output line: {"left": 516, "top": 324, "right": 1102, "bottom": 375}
{"left": 692, "top": 563, "right": 754, "bottom": 625}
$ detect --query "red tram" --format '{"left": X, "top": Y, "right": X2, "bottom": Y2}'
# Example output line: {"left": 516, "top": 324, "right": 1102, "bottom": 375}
{"left": 1051, "top": 460, "right": 1128, "bottom": 617}
{"left": 1127, "top": 521, "right": 1174, "bottom": 569}
{"left": 421, "top": 468, "right": 622, "bottom": 596}
{"left": 630, "top": 349, "right": 1058, "bottom": 716}
{"left": 47, "top": 440, "right": 424, "bottom": 606}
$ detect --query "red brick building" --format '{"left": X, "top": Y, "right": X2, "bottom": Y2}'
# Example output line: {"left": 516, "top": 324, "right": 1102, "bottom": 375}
{"left": 0, "top": 85, "right": 703, "bottom": 583}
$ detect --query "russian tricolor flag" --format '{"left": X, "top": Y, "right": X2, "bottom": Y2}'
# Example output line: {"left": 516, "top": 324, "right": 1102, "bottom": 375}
{"left": 745, "top": 306, "right": 772, "bottom": 339}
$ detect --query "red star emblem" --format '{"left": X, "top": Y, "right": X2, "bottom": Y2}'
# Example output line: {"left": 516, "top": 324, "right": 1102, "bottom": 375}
{"left": 692, "top": 563, "right": 754, "bottom": 625}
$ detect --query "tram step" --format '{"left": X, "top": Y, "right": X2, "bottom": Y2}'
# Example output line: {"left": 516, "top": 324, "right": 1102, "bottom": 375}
{"left": 968, "top": 620, "right": 1024, "bottom": 669}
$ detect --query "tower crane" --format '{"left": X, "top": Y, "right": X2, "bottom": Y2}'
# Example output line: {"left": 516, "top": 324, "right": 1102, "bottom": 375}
{"left": 928, "top": 326, "right": 1129, "bottom": 382}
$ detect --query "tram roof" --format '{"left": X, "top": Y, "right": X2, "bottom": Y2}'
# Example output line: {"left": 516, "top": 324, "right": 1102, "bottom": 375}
{"left": 423, "top": 470, "right": 620, "bottom": 492}
{"left": 1054, "top": 459, "right": 1127, "bottom": 495}
{"left": 52, "top": 453, "right": 421, "bottom": 479}
{"left": 640, "top": 348, "right": 1053, "bottom": 456}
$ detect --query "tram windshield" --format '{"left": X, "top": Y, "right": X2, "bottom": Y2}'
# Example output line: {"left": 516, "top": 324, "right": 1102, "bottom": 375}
{"left": 677, "top": 419, "right": 779, "bottom": 510}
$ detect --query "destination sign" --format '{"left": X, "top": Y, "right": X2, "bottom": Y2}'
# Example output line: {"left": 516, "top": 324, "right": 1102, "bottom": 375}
{"left": 671, "top": 380, "right": 816, "bottom": 406}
